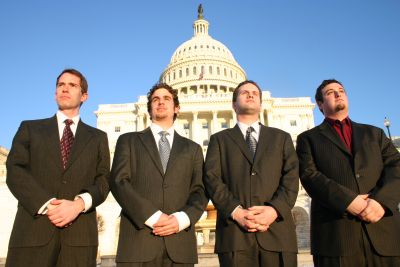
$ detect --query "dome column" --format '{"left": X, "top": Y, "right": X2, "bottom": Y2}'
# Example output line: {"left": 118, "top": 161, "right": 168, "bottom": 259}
{"left": 191, "top": 112, "right": 198, "bottom": 144}
{"left": 211, "top": 111, "right": 218, "bottom": 134}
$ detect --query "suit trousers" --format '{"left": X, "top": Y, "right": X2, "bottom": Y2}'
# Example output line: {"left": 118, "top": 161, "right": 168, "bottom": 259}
{"left": 313, "top": 226, "right": 400, "bottom": 267}
{"left": 6, "top": 228, "right": 97, "bottom": 267}
{"left": 116, "top": 241, "right": 194, "bottom": 267}
{"left": 218, "top": 238, "right": 297, "bottom": 267}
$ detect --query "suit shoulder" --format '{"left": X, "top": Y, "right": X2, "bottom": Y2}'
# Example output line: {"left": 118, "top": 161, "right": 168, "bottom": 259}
{"left": 80, "top": 121, "right": 108, "bottom": 136}
{"left": 176, "top": 133, "right": 202, "bottom": 149}
{"left": 263, "top": 125, "right": 290, "bottom": 136}
{"left": 210, "top": 128, "right": 231, "bottom": 139}
{"left": 20, "top": 117, "right": 54, "bottom": 126}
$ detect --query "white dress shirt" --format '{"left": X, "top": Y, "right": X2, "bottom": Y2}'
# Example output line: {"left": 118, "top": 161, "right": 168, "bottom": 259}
{"left": 144, "top": 123, "right": 191, "bottom": 232}
{"left": 37, "top": 111, "right": 92, "bottom": 214}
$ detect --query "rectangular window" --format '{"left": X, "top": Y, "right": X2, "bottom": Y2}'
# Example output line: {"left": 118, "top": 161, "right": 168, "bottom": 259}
{"left": 115, "top": 126, "right": 121, "bottom": 132}
{"left": 290, "top": 120, "right": 297, "bottom": 127}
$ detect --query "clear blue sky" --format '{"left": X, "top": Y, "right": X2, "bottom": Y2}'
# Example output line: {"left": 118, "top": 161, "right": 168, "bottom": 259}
{"left": 1, "top": 0, "right": 399, "bottom": 149}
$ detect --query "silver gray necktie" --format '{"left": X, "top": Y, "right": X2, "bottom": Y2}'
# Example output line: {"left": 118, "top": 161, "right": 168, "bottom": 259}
{"left": 246, "top": 126, "right": 257, "bottom": 158}
{"left": 159, "top": 131, "right": 171, "bottom": 173}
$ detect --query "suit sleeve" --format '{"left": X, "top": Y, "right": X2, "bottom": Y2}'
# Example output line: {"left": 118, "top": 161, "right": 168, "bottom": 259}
{"left": 180, "top": 144, "right": 208, "bottom": 227}
{"left": 296, "top": 133, "right": 357, "bottom": 214}
{"left": 6, "top": 121, "right": 53, "bottom": 216}
{"left": 204, "top": 134, "right": 241, "bottom": 220}
{"left": 369, "top": 129, "right": 400, "bottom": 214}
{"left": 109, "top": 134, "right": 159, "bottom": 229}
{"left": 267, "top": 132, "right": 299, "bottom": 219}
{"left": 81, "top": 132, "right": 110, "bottom": 210}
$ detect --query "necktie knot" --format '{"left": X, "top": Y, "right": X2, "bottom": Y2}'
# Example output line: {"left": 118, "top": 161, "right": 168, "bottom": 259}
{"left": 65, "top": 119, "right": 73, "bottom": 127}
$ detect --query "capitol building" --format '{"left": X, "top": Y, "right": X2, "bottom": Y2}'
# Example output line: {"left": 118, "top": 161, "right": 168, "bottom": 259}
{"left": 0, "top": 6, "right": 315, "bottom": 266}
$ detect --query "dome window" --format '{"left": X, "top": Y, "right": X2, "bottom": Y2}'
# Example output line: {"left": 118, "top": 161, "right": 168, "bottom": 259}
{"left": 186, "top": 68, "right": 189, "bottom": 77}
{"left": 224, "top": 68, "right": 227, "bottom": 77}
{"left": 217, "top": 67, "right": 220, "bottom": 75}
{"left": 193, "top": 66, "right": 197, "bottom": 75}
{"left": 179, "top": 70, "right": 182, "bottom": 78}
{"left": 209, "top": 66, "right": 213, "bottom": 75}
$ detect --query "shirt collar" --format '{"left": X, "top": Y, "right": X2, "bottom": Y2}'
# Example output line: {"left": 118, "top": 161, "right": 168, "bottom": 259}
{"left": 56, "top": 110, "right": 80, "bottom": 126}
{"left": 237, "top": 121, "right": 260, "bottom": 138}
{"left": 150, "top": 123, "right": 174, "bottom": 136}
{"left": 325, "top": 116, "right": 351, "bottom": 126}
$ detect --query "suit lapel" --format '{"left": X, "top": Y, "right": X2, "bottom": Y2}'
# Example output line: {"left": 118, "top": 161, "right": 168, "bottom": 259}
{"left": 253, "top": 124, "right": 269, "bottom": 164}
{"left": 45, "top": 116, "right": 63, "bottom": 171}
{"left": 65, "top": 120, "right": 93, "bottom": 171}
{"left": 227, "top": 125, "right": 253, "bottom": 164}
{"left": 351, "top": 121, "right": 364, "bottom": 159}
{"left": 319, "top": 120, "right": 352, "bottom": 156}
{"left": 167, "top": 131, "right": 185, "bottom": 173}
{"left": 138, "top": 128, "right": 164, "bottom": 175}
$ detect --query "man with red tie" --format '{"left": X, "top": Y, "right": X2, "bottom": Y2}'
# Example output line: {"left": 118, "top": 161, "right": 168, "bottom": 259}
{"left": 6, "top": 69, "right": 110, "bottom": 267}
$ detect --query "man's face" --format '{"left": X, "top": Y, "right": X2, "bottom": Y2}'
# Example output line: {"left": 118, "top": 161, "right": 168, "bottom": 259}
{"left": 233, "top": 83, "right": 261, "bottom": 115}
{"left": 150, "top": 88, "right": 179, "bottom": 123}
{"left": 318, "top": 82, "right": 348, "bottom": 117}
{"left": 55, "top": 72, "right": 87, "bottom": 111}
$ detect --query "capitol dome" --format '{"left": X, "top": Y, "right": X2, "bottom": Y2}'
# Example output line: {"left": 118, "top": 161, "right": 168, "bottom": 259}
{"left": 160, "top": 6, "right": 246, "bottom": 94}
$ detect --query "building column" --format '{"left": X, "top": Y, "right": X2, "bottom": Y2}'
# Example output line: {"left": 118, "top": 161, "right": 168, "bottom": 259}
{"left": 211, "top": 111, "right": 218, "bottom": 134}
{"left": 230, "top": 110, "right": 237, "bottom": 127}
{"left": 259, "top": 109, "right": 265, "bottom": 125}
{"left": 192, "top": 112, "right": 198, "bottom": 143}
{"left": 137, "top": 114, "right": 144, "bottom": 131}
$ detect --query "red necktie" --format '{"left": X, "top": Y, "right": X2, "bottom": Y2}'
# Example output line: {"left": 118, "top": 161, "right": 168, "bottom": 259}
{"left": 60, "top": 119, "right": 74, "bottom": 169}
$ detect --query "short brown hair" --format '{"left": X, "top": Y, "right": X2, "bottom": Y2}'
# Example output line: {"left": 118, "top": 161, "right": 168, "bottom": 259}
{"left": 56, "top": 68, "right": 88, "bottom": 94}
{"left": 147, "top": 83, "right": 180, "bottom": 121}
{"left": 315, "top": 79, "right": 343, "bottom": 103}
{"left": 232, "top": 80, "right": 262, "bottom": 103}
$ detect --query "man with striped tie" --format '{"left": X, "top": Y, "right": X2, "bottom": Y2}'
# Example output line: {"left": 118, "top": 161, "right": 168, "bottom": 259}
{"left": 110, "top": 83, "right": 208, "bottom": 267}
{"left": 6, "top": 68, "right": 110, "bottom": 266}
{"left": 204, "top": 80, "right": 299, "bottom": 267}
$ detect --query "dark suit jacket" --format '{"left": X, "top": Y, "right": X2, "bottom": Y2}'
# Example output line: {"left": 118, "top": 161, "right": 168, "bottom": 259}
{"left": 296, "top": 120, "right": 400, "bottom": 256}
{"left": 109, "top": 128, "right": 208, "bottom": 264}
{"left": 204, "top": 124, "right": 299, "bottom": 253}
{"left": 6, "top": 116, "right": 110, "bottom": 248}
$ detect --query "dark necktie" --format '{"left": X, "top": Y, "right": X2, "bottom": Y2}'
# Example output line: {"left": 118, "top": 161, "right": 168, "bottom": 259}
{"left": 159, "top": 131, "right": 171, "bottom": 173}
{"left": 60, "top": 119, "right": 74, "bottom": 169}
{"left": 246, "top": 126, "right": 257, "bottom": 158}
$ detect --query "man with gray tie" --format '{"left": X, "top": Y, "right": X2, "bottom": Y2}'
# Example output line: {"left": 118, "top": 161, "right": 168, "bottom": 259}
{"left": 110, "top": 83, "right": 208, "bottom": 266}
{"left": 204, "top": 80, "right": 299, "bottom": 267}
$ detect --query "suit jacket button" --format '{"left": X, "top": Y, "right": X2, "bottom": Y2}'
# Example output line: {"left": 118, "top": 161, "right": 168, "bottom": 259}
{"left": 355, "top": 174, "right": 360, "bottom": 178}
{"left": 251, "top": 172, "right": 256, "bottom": 175}
{"left": 163, "top": 183, "right": 168, "bottom": 189}
{"left": 62, "top": 180, "right": 67, "bottom": 184}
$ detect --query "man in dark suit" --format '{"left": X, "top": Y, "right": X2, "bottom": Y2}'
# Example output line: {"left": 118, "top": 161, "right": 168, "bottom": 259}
{"left": 6, "top": 68, "right": 110, "bottom": 267}
{"left": 296, "top": 79, "right": 400, "bottom": 267}
{"left": 110, "top": 83, "right": 208, "bottom": 267}
{"left": 204, "top": 80, "right": 299, "bottom": 267}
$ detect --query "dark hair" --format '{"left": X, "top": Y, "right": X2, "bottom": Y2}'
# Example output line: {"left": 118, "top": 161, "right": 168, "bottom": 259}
{"left": 147, "top": 83, "right": 180, "bottom": 121}
{"left": 315, "top": 79, "right": 343, "bottom": 103}
{"left": 232, "top": 80, "right": 262, "bottom": 103}
{"left": 56, "top": 68, "right": 88, "bottom": 94}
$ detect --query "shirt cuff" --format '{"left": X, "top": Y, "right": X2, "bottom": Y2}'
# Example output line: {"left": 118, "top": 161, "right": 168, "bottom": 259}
{"left": 231, "top": 205, "right": 243, "bottom": 220}
{"left": 37, "top": 198, "right": 56, "bottom": 215}
{"left": 172, "top": 211, "right": 191, "bottom": 232}
{"left": 75, "top": 193, "right": 92, "bottom": 213}
{"left": 145, "top": 210, "right": 162, "bottom": 229}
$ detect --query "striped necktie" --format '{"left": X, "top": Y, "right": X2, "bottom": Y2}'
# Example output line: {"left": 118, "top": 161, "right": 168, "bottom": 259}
{"left": 158, "top": 131, "right": 171, "bottom": 173}
{"left": 246, "top": 126, "right": 257, "bottom": 158}
{"left": 60, "top": 119, "right": 74, "bottom": 169}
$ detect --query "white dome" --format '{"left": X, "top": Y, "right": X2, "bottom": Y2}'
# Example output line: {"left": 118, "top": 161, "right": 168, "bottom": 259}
{"left": 160, "top": 9, "right": 246, "bottom": 94}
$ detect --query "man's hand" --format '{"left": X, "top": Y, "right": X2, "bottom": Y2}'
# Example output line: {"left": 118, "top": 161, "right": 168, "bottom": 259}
{"left": 247, "top": 206, "right": 278, "bottom": 232}
{"left": 47, "top": 198, "right": 84, "bottom": 227}
{"left": 232, "top": 207, "right": 259, "bottom": 232}
{"left": 152, "top": 214, "right": 179, "bottom": 236}
{"left": 346, "top": 194, "right": 368, "bottom": 216}
{"left": 359, "top": 198, "right": 385, "bottom": 223}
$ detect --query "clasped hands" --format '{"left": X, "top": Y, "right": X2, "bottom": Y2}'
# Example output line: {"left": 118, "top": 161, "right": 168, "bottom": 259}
{"left": 152, "top": 213, "right": 180, "bottom": 237}
{"left": 232, "top": 206, "right": 278, "bottom": 232}
{"left": 46, "top": 198, "right": 85, "bottom": 228}
{"left": 347, "top": 194, "right": 385, "bottom": 223}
